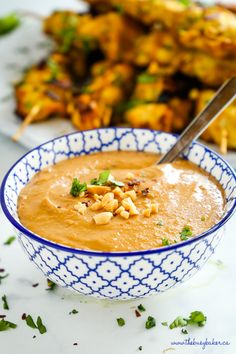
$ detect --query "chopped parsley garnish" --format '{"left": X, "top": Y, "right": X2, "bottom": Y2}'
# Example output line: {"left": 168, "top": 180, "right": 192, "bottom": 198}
{"left": 70, "top": 178, "right": 87, "bottom": 197}
{"left": 91, "top": 170, "right": 124, "bottom": 187}
{"left": 117, "top": 318, "right": 125, "bottom": 327}
{"left": 181, "top": 328, "right": 188, "bottom": 334}
{"left": 162, "top": 238, "right": 169, "bottom": 246}
{"left": 46, "top": 279, "right": 57, "bottom": 291}
{"left": 69, "top": 309, "right": 78, "bottom": 315}
{"left": 137, "top": 73, "right": 157, "bottom": 84}
{"left": 178, "top": 0, "right": 190, "bottom": 6}
{"left": 4, "top": 236, "right": 16, "bottom": 245}
{"left": 145, "top": 316, "right": 156, "bottom": 329}
{"left": 0, "top": 319, "right": 17, "bottom": 331}
{"left": 0, "top": 13, "right": 20, "bottom": 36}
{"left": 25, "top": 315, "right": 47, "bottom": 334}
{"left": 2, "top": 295, "right": 9, "bottom": 310}
{"left": 161, "top": 321, "right": 168, "bottom": 327}
{"left": 180, "top": 226, "right": 192, "bottom": 240}
{"left": 169, "top": 311, "right": 207, "bottom": 329}
{"left": 138, "top": 346, "right": 143, "bottom": 351}
{"left": 137, "top": 304, "right": 146, "bottom": 312}
{"left": 0, "top": 273, "right": 9, "bottom": 284}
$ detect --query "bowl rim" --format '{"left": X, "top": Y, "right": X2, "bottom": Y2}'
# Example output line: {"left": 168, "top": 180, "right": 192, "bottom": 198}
{"left": 1, "top": 127, "right": 236, "bottom": 257}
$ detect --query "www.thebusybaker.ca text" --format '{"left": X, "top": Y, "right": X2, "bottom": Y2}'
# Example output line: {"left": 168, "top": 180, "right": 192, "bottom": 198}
{"left": 171, "top": 337, "right": 230, "bottom": 350}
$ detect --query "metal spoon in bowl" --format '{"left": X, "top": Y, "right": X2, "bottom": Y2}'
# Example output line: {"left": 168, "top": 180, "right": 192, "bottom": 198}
{"left": 157, "top": 76, "right": 236, "bottom": 164}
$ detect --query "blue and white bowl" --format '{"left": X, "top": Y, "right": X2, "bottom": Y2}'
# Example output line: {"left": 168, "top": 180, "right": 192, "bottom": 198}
{"left": 1, "top": 128, "right": 236, "bottom": 300}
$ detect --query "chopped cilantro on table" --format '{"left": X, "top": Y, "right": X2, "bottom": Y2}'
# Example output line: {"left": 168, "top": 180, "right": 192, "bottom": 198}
{"left": 137, "top": 304, "right": 146, "bottom": 312}
{"left": 91, "top": 170, "right": 124, "bottom": 187}
{"left": 2, "top": 295, "right": 9, "bottom": 310}
{"left": 169, "top": 311, "right": 207, "bottom": 330}
{"left": 180, "top": 226, "right": 193, "bottom": 240}
{"left": 145, "top": 316, "right": 156, "bottom": 329}
{"left": 0, "top": 319, "right": 17, "bottom": 331}
{"left": 24, "top": 315, "right": 47, "bottom": 334}
{"left": 138, "top": 345, "right": 143, "bottom": 351}
{"left": 69, "top": 309, "right": 78, "bottom": 315}
{"left": 70, "top": 178, "right": 87, "bottom": 197}
{"left": 46, "top": 279, "right": 57, "bottom": 291}
{"left": 0, "top": 13, "right": 20, "bottom": 36}
{"left": 4, "top": 236, "right": 16, "bottom": 245}
{"left": 116, "top": 318, "right": 125, "bottom": 327}
{"left": 181, "top": 328, "right": 188, "bottom": 334}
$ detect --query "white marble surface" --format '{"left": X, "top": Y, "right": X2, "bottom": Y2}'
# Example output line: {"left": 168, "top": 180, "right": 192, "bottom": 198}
{"left": 0, "top": 136, "right": 236, "bottom": 354}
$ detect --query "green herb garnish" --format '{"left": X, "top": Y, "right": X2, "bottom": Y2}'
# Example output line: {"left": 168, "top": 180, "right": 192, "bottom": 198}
{"left": 46, "top": 279, "right": 57, "bottom": 291}
{"left": 145, "top": 316, "right": 156, "bottom": 329}
{"left": 2, "top": 295, "right": 9, "bottom": 310}
{"left": 180, "top": 226, "right": 192, "bottom": 240}
{"left": 0, "top": 319, "right": 17, "bottom": 331}
{"left": 0, "top": 13, "right": 20, "bottom": 36}
{"left": 138, "top": 346, "right": 143, "bottom": 351}
{"left": 70, "top": 178, "right": 87, "bottom": 197}
{"left": 25, "top": 315, "right": 47, "bottom": 334}
{"left": 4, "top": 236, "right": 16, "bottom": 245}
{"left": 137, "top": 304, "right": 146, "bottom": 312}
{"left": 91, "top": 170, "right": 124, "bottom": 187}
{"left": 117, "top": 318, "right": 125, "bottom": 327}
{"left": 181, "top": 328, "right": 188, "bottom": 334}
{"left": 69, "top": 309, "right": 78, "bottom": 315}
{"left": 137, "top": 73, "right": 157, "bottom": 84}
{"left": 47, "top": 58, "right": 60, "bottom": 81}
{"left": 161, "top": 321, "right": 168, "bottom": 327}
{"left": 169, "top": 311, "right": 206, "bottom": 329}
{"left": 0, "top": 273, "right": 9, "bottom": 285}
{"left": 178, "top": 0, "right": 190, "bottom": 6}
{"left": 162, "top": 238, "right": 169, "bottom": 246}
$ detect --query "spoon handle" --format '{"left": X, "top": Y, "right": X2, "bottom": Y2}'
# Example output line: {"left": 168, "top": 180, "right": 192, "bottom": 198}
{"left": 157, "top": 76, "right": 236, "bottom": 164}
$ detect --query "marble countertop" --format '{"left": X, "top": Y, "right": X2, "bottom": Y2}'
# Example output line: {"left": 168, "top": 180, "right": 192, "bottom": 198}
{"left": 0, "top": 133, "right": 236, "bottom": 354}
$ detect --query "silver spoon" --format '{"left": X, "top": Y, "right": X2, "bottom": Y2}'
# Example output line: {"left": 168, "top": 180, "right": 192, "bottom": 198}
{"left": 157, "top": 76, "right": 236, "bottom": 164}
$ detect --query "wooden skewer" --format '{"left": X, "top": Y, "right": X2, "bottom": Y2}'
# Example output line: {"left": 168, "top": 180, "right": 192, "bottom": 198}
{"left": 12, "top": 105, "right": 41, "bottom": 142}
{"left": 220, "top": 128, "right": 228, "bottom": 155}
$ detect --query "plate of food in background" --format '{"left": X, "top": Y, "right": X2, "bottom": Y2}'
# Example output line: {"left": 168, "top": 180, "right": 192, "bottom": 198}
{"left": 0, "top": 0, "right": 235, "bottom": 166}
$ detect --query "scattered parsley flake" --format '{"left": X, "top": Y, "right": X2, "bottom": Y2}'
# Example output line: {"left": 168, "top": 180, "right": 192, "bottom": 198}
{"left": 138, "top": 346, "right": 143, "bottom": 351}
{"left": 181, "top": 328, "right": 188, "bottom": 334}
{"left": 46, "top": 279, "right": 57, "bottom": 291}
{"left": 161, "top": 321, "right": 168, "bottom": 327}
{"left": 0, "top": 319, "right": 17, "bottom": 331}
{"left": 70, "top": 178, "right": 87, "bottom": 197}
{"left": 162, "top": 238, "right": 169, "bottom": 246}
{"left": 180, "top": 226, "right": 192, "bottom": 240}
{"left": 117, "top": 318, "right": 125, "bottom": 327}
{"left": 169, "top": 316, "right": 188, "bottom": 329}
{"left": 4, "top": 236, "right": 16, "bottom": 245}
{"left": 0, "top": 13, "right": 20, "bottom": 36}
{"left": 145, "top": 316, "right": 156, "bottom": 329}
{"left": 137, "top": 304, "right": 146, "bottom": 312}
{"left": 25, "top": 315, "right": 47, "bottom": 334}
{"left": 69, "top": 309, "right": 78, "bottom": 315}
{"left": 1, "top": 295, "right": 9, "bottom": 310}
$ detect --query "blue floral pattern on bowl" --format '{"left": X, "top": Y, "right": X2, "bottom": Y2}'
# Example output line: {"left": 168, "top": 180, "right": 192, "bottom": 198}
{"left": 1, "top": 128, "right": 236, "bottom": 300}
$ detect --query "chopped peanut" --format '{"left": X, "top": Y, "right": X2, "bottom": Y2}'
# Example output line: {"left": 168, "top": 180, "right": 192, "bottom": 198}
{"left": 74, "top": 202, "right": 87, "bottom": 215}
{"left": 87, "top": 185, "right": 111, "bottom": 195}
{"left": 113, "top": 186, "right": 125, "bottom": 199}
{"left": 115, "top": 206, "right": 125, "bottom": 214}
{"left": 143, "top": 208, "right": 152, "bottom": 217}
{"left": 120, "top": 210, "right": 129, "bottom": 219}
{"left": 104, "top": 199, "right": 119, "bottom": 212}
{"left": 90, "top": 201, "right": 103, "bottom": 211}
{"left": 121, "top": 197, "right": 139, "bottom": 216}
{"left": 151, "top": 203, "right": 159, "bottom": 214}
{"left": 126, "top": 172, "right": 135, "bottom": 180}
{"left": 124, "top": 190, "right": 137, "bottom": 202}
{"left": 93, "top": 212, "right": 113, "bottom": 225}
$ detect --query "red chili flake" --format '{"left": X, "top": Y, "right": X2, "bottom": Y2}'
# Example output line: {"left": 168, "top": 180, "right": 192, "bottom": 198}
{"left": 22, "top": 313, "right": 27, "bottom": 320}
{"left": 141, "top": 188, "right": 149, "bottom": 196}
{"left": 32, "top": 283, "right": 39, "bottom": 288}
{"left": 0, "top": 315, "right": 6, "bottom": 318}
{"left": 135, "top": 310, "right": 141, "bottom": 317}
{"left": 128, "top": 179, "right": 140, "bottom": 187}
{"left": 0, "top": 268, "right": 5, "bottom": 273}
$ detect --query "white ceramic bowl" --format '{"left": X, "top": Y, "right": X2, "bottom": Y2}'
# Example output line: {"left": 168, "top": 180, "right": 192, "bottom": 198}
{"left": 1, "top": 128, "right": 236, "bottom": 300}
